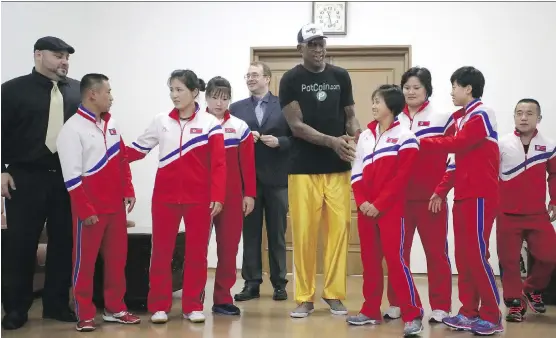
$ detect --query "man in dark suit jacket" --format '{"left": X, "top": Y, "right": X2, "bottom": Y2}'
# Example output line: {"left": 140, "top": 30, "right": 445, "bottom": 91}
{"left": 230, "top": 61, "right": 291, "bottom": 302}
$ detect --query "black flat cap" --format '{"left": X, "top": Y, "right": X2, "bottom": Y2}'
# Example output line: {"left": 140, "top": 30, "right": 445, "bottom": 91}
{"left": 34, "top": 36, "right": 75, "bottom": 54}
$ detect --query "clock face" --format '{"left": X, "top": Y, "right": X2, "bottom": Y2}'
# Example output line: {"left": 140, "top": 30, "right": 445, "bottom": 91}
{"left": 314, "top": 2, "right": 346, "bottom": 33}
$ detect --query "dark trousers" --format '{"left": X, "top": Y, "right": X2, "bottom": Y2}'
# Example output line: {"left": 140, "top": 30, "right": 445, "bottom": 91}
{"left": 1, "top": 165, "right": 73, "bottom": 315}
{"left": 241, "top": 183, "right": 288, "bottom": 289}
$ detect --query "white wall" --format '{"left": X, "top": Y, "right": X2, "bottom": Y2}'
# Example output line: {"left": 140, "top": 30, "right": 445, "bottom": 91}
{"left": 2, "top": 1, "right": 555, "bottom": 274}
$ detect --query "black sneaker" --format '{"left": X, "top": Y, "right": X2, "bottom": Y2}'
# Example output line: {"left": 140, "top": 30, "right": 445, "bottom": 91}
{"left": 212, "top": 303, "right": 241, "bottom": 315}
{"left": 523, "top": 291, "right": 546, "bottom": 314}
{"left": 505, "top": 299, "right": 526, "bottom": 322}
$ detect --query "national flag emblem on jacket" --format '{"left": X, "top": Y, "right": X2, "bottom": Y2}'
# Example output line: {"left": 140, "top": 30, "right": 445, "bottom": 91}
{"left": 190, "top": 128, "right": 203, "bottom": 134}
{"left": 535, "top": 145, "right": 546, "bottom": 152}
{"left": 418, "top": 121, "right": 431, "bottom": 127}
{"left": 109, "top": 128, "right": 117, "bottom": 135}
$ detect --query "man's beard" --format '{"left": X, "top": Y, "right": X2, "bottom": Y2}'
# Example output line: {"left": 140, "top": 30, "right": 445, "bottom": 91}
{"left": 44, "top": 62, "right": 67, "bottom": 79}
{"left": 55, "top": 68, "right": 68, "bottom": 79}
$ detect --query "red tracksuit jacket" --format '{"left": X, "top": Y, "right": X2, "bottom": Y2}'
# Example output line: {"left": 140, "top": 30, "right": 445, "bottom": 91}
{"left": 397, "top": 101, "right": 455, "bottom": 200}
{"left": 435, "top": 155, "right": 456, "bottom": 198}
{"left": 56, "top": 105, "right": 134, "bottom": 220}
{"left": 219, "top": 111, "right": 256, "bottom": 199}
{"left": 420, "top": 99, "right": 499, "bottom": 200}
{"left": 351, "top": 119, "right": 420, "bottom": 213}
{"left": 126, "top": 103, "right": 226, "bottom": 204}
{"left": 499, "top": 130, "right": 556, "bottom": 215}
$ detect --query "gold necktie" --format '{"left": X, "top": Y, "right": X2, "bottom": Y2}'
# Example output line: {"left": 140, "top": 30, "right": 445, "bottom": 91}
{"left": 45, "top": 81, "right": 64, "bottom": 153}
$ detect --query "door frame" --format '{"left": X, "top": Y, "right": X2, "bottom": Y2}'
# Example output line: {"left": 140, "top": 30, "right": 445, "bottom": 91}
{"left": 249, "top": 44, "right": 413, "bottom": 276}
{"left": 250, "top": 45, "right": 412, "bottom": 67}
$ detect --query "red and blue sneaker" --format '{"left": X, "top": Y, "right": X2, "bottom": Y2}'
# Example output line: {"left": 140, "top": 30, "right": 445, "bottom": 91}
{"left": 442, "top": 314, "right": 479, "bottom": 331}
{"left": 505, "top": 298, "right": 526, "bottom": 322}
{"left": 523, "top": 291, "right": 546, "bottom": 314}
{"left": 471, "top": 319, "right": 504, "bottom": 336}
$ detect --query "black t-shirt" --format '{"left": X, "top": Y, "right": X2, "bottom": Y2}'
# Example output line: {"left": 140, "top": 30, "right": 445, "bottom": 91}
{"left": 279, "top": 63, "right": 354, "bottom": 174}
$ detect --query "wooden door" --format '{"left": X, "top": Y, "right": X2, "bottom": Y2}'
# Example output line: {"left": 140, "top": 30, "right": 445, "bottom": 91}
{"left": 252, "top": 46, "right": 411, "bottom": 276}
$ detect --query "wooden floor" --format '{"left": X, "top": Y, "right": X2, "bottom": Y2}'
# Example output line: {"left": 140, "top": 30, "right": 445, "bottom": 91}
{"left": 2, "top": 272, "right": 555, "bottom": 337}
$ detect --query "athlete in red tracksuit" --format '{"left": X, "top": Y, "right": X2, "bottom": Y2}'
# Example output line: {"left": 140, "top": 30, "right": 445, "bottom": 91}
{"left": 56, "top": 74, "right": 140, "bottom": 332}
{"left": 420, "top": 66, "right": 502, "bottom": 335}
{"left": 385, "top": 67, "right": 454, "bottom": 323}
{"left": 497, "top": 98, "right": 556, "bottom": 322}
{"left": 347, "top": 85, "right": 424, "bottom": 337}
{"left": 126, "top": 70, "right": 226, "bottom": 324}
{"left": 204, "top": 76, "right": 256, "bottom": 315}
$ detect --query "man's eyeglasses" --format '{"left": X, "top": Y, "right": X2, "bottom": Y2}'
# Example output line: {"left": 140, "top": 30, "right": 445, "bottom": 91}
{"left": 244, "top": 73, "right": 267, "bottom": 80}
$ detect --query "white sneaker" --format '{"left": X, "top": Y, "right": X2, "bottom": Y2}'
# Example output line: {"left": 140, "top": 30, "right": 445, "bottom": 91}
{"left": 383, "top": 306, "right": 401, "bottom": 319}
{"left": 184, "top": 311, "right": 205, "bottom": 323}
{"left": 151, "top": 311, "right": 168, "bottom": 324}
{"left": 429, "top": 309, "right": 449, "bottom": 323}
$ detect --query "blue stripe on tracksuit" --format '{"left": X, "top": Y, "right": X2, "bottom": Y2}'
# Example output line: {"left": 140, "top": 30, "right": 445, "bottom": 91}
{"left": 400, "top": 218, "right": 424, "bottom": 317}
{"left": 476, "top": 198, "right": 500, "bottom": 305}
{"left": 72, "top": 219, "right": 83, "bottom": 318}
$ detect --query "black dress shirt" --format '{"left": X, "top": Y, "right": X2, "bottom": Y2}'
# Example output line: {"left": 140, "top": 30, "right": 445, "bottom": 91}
{"left": 1, "top": 68, "right": 81, "bottom": 172}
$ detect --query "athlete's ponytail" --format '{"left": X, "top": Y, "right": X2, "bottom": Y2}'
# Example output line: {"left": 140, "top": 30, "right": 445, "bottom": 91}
{"left": 168, "top": 69, "right": 206, "bottom": 96}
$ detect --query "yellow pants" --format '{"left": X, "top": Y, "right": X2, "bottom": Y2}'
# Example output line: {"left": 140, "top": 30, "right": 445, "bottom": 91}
{"left": 288, "top": 171, "right": 351, "bottom": 303}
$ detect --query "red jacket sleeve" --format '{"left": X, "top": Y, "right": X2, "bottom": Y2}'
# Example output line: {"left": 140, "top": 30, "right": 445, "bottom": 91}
{"left": 119, "top": 137, "right": 135, "bottom": 198}
{"left": 239, "top": 127, "right": 256, "bottom": 198}
{"left": 373, "top": 137, "right": 419, "bottom": 213}
{"left": 126, "top": 146, "right": 146, "bottom": 163}
{"left": 126, "top": 116, "right": 160, "bottom": 163}
{"left": 431, "top": 114, "right": 457, "bottom": 199}
{"left": 421, "top": 111, "right": 493, "bottom": 153}
{"left": 209, "top": 124, "right": 227, "bottom": 204}
{"left": 56, "top": 125, "right": 97, "bottom": 220}
{"left": 444, "top": 115, "right": 456, "bottom": 137}
{"left": 548, "top": 150, "right": 556, "bottom": 206}
{"left": 434, "top": 157, "right": 455, "bottom": 199}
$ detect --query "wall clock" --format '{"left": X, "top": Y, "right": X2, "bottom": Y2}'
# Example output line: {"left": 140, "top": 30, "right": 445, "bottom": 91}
{"left": 312, "top": 1, "right": 347, "bottom": 35}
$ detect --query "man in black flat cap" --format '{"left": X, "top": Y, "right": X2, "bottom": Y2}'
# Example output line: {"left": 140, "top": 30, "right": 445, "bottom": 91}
{"left": 1, "top": 36, "right": 81, "bottom": 330}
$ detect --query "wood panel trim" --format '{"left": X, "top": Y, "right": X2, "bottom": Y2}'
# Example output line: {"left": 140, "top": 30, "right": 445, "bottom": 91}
{"left": 251, "top": 45, "right": 411, "bottom": 64}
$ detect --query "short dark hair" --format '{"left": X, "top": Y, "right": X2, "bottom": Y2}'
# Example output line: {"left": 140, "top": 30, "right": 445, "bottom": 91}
{"left": 80, "top": 73, "right": 109, "bottom": 96}
{"left": 206, "top": 76, "right": 232, "bottom": 99}
{"left": 168, "top": 69, "right": 206, "bottom": 93}
{"left": 450, "top": 66, "right": 485, "bottom": 99}
{"left": 250, "top": 61, "right": 272, "bottom": 78}
{"left": 401, "top": 66, "right": 433, "bottom": 97}
{"left": 515, "top": 98, "right": 541, "bottom": 115}
{"left": 372, "top": 84, "right": 406, "bottom": 116}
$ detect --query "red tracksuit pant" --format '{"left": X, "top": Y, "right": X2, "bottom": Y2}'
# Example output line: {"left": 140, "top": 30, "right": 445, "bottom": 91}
{"left": 212, "top": 197, "right": 243, "bottom": 305}
{"left": 453, "top": 198, "right": 501, "bottom": 323}
{"left": 147, "top": 202, "right": 212, "bottom": 314}
{"left": 497, "top": 212, "right": 556, "bottom": 300}
{"left": 72, "top": 208, "right": 128, "bottom": 321}
{"left": 387, "top": 201, "right": 452, "bottom": 312}
{"left": 358, "top": 208, "right": 423, "bottom": 322}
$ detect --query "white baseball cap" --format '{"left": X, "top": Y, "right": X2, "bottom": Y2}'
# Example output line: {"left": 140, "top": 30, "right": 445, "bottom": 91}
{"left": 297, "top": 23, "right": 327, "bottom": 44}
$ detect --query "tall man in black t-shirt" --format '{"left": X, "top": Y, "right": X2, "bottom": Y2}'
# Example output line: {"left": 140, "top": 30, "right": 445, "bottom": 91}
{"left": 1, "top": 37, "right": 80, "bottom": 329}
{"left": 280, "top": 23, "right": 362, "bottom": 318}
